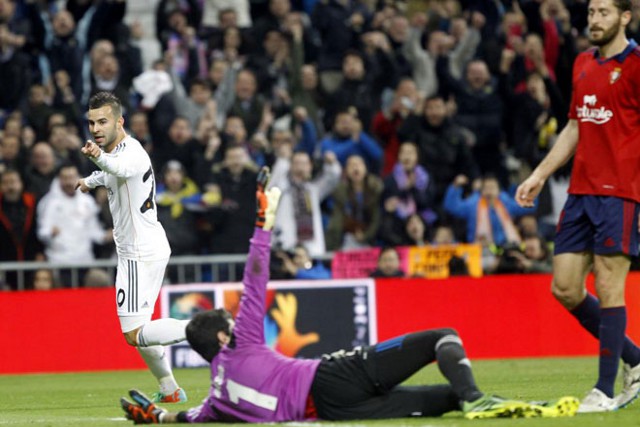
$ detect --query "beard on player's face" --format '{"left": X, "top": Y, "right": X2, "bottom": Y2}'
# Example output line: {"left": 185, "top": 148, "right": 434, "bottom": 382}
{"left": 588, "top": 17, "right": 622, "bottom": 47}
{"left": 95, "top": 122, "right": 118, "bottom": 149}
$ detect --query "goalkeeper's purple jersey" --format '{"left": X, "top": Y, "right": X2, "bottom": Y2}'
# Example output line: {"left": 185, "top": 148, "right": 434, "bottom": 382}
{"left": 186, "top": 228, "right": 321, "bottom": 423}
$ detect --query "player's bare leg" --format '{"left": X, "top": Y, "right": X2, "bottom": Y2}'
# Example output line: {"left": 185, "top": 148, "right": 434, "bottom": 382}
{"left": 550, "top": 252, "right": 592, "bottom": 310}
{"left": 552, "top": 252, "right": 640, "bottom": 411}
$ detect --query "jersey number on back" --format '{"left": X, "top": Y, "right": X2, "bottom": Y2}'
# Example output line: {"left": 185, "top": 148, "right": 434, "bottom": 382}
{"left": 140, "top": 166, "right": 156, "bottom": 213}
{"left": 227, "top": 380, "right": 278, "bottom": 412}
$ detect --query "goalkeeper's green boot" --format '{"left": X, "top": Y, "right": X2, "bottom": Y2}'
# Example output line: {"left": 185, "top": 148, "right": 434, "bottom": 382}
{"left": 152, "top": 388, "right": 187, "bottom": 403}
{"left": 463, "top": 394, "right": 535, "bottom": 419}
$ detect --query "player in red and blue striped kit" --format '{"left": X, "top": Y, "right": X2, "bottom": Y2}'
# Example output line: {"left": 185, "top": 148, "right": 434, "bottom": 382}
{"left": 121, "top": 168, "right": 578, "bottom": 424}
{"left": 517, "top": 0, "right": 640, "bottom": 413}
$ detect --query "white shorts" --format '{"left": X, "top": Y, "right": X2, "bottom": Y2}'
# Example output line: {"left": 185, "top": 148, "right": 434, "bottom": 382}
{"left": 116, "top": 257, "right": 168, "bottom": 333}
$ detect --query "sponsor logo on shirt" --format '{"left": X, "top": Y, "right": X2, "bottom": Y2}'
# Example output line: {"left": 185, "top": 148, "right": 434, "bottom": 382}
{"left": 576, "top": 94, "right": 613, "bottom": 124}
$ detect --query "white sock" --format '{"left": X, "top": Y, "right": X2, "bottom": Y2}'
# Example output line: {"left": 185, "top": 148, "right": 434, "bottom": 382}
{"left": 137, "top": 345, "right": 179, "bottom": 394}
{"left": 137, "top": 319, "right": 189, "bottom": 347}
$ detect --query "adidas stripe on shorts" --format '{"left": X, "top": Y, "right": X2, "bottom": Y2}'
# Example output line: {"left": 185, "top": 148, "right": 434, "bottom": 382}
{"left": 115, "top": 257, "right": 169, "bottom": 333}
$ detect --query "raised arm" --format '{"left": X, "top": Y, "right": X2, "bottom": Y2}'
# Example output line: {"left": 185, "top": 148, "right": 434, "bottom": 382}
{"left": 231, "top": 168, "right": 282, "bottom": 345}
{"left": 81, "top": 140, "right": 147, "bottom": 179}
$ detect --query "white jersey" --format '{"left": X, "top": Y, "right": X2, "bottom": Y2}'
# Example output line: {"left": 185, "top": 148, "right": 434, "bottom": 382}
{"left": 84, "top": 135, "right": 171, "bottom": 261}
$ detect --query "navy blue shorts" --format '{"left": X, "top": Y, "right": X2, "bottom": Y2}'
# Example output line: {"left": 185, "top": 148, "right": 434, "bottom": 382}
{"left": 554, "top": 195, "right": 640, "bottom": 256}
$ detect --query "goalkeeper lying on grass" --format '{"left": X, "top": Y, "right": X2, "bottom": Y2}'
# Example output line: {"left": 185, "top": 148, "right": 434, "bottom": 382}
{"left": 121, "top": 166, "right": 579, "bottom": 424}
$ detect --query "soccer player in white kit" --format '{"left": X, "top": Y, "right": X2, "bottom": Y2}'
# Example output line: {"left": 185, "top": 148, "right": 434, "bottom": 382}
{"left": 76, "top": 92, "right": 189, "bottom": 403}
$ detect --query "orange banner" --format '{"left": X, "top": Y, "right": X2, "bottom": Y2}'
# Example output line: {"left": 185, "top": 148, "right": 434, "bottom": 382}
{"left": 407, "top": 244, "right": 483, "bottom": 278}
{"left": 331, "top": 244, "right": 482, "bottom": 279}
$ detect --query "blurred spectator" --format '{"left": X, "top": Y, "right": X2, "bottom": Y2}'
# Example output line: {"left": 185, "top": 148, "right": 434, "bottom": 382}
{"left": 326, "top": 154, "right": 382, "bottom": 250}
{"left": 324, "top": 51, "right": 378, "bottom": 131}
{"left": 499, "top": 47, "right": 565, "bottom": 169}
{"left": 269, "top": 149, "right": 341, "bottom": 256}
{"left": 372, "top": 78, "right": 420, "bottom": 176}
{"left": 164, "top": 9, "right": 208, "bottom": 88}
{"left": 128, "top": 111, "right": 153, "bottom": 153}
{"left": 38, "top": 9, "right": 86, "bottom": 101}
{"left": 156, "top": 160, "right": 203, "bottom": 282}
{"left": 275, "top": 244, "right": 332, "bottom": 280}
{"left": 0, "top": 133, "right": 25, "bottom": 172}
{"left": 206, "top": 58, "right": 239, "bottom": 129}
{"left": 252, "top": 0, "right": 291, "bottom": 42}
{"left": 37, "top": 163, "right": 111, "bottom": 267}
{"left": 517, "top": 214, "right": 540, "bottom": 239}
{"left": 404, "top": 13, "right": 438, "bottom": 98}
{"left": 438, "top": 58, "right": 506, "bottom": 184}
{"left": 403, "top": 213, "right": 428, "bottom": 247}
{"left": 24, "top": 142, "right": 56, "bottom": 201}
{"left": 156, "top": 0, "right": 202, "bottom": 51}
{"left": 245, "top": 29, "right": 291, "bottom": 105}
{"left": 88, "top": 53, "right": 131, "bottom": 113}
{"left": 204, "top": 144, "right": 258, "bottom": 255}
{"left": 226, "top": 69, "right": 267, "bottom": 136}
{"left": 444, "top": 174, "right": 534, "bottom": 246}
{"left": 432, "top": 225, "right": 456, "bottom": 245}
{"left": 0, "top": 168, "right": 43, "bottom": 290}
{"left": 0, "top": 23, "right": 32, "bottom": 115}
{"left": 289, "top": 20, "right": 323, "bottom": 132}
{"left": 51, "top": 70, "right": 83, "bottom": 130}
{"left": 172, "top": 76, "right": 217, "bottom": 131}
{"left": 497, "top": 234, "right": 552, "bottom": 274}
{"left": 31, "top": 268, "right": 57, "bottom": 291}
{"left": 156, "top": 160, "right": 202, "bottom": 257}
{"left": 22, "top": 83, "right": 53, "bottom": 141}
{"left": 83, "top": 268, "right": 112, "bottom": 287}
{"left": 47, "top": 123, "right": 88, "bottom": 174}
{"left": 370, "top": 246, "right": 404, "bottom": 278}
{"left": 205, "top": 8, "right": 254, "bottom": 61}
{"left": 379, "top": 141, "right": 435, "bottom": 246}
{"left": 209, "top": 26, "right": 248, "bottom": 66}
{"left": 152, "top": 115, "right": 200, "bottom": 173}
{"left": 202, "top": 0, "right": 252, "bottom": 30}
{"left": 398, "top": 94, "right": 479, "bottom": 202}
{"left": 312, "top": 0, "right": 371, "bottom": 93}
{"left": 320, "top": 109, "right": 382, "bottom": 173}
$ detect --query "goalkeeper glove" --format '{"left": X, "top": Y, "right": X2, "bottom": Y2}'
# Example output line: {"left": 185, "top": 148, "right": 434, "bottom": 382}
{"left": 255, "top": 166, "right": 281, "bottom": 231}
{"left": 121, "top": 389, "right": 167, "bottom": 424}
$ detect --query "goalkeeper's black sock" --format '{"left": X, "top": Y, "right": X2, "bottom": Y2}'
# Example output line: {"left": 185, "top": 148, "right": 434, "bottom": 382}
{"left": 436, "top": 336, "right": 483, "bottom": 403}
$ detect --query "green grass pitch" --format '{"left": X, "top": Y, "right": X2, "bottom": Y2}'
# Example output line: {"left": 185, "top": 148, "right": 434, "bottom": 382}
{"left": 1, "top": 357, "right": 638, "bottom": 426}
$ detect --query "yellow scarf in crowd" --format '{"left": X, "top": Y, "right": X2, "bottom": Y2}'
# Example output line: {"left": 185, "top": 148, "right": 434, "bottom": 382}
{"left": 156, "top": 178, "right": 199, "bottom": 218}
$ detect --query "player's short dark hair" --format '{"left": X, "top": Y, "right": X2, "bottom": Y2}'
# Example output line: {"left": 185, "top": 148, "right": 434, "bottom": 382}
{"left": 186, "top": 308, "right": 233, "bottom": 362}
{"left": 88, "top": 92, "right": 123, "bottom": 118}
{"left": 613, "top": 0, "right": 632, "bottom": 13}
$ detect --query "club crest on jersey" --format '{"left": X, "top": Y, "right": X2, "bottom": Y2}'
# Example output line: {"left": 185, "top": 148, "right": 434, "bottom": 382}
{"left": 576, "top": 94, "right": 613, "bottom": 124}
{"left": 610, "top": 67, "right": 621, "bottom": 84}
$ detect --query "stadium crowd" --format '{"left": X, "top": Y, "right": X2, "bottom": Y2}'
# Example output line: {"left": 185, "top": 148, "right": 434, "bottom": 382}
{"left": 0, "top": 0, "right": 611, "bottom": 290}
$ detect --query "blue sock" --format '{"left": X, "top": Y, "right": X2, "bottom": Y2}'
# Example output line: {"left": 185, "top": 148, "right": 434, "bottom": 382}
{"left": 595, "top": 307, "right": 626, "bottom": 397}
{"left": 571, "top": 295, "right": 640, "bottom": 367}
